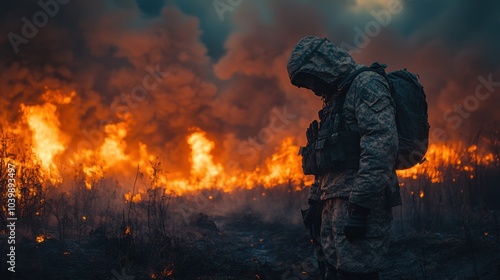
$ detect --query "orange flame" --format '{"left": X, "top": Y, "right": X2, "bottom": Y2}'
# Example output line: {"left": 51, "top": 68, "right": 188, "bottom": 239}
{"left": 125, "top": 192, "right": 142, "bottom": 203}
{"left": 7, "top": 89, "right": 499, "bottom": 200}
{"left": 162, "top": 131, "right": 312, "bottom": 195}
{"left": 68, "top": 120, "right": 130, "bottom": 189}
{"left": 99, "top": 122, "right": 129, "bottom": 166}
{"left": 261, "top": 137, "right": 310, "bottom": 187}
{"left": 36, "top": 235, "right": 45, "bottom": 243}
{"left": 397, "top": 143, "right": 495, "bottom": 183}
{"left": 21, "top": 102, "right": 66, "bottom": 182}
{"left": 187, "top": 130, "right": 223, "bottom": 186}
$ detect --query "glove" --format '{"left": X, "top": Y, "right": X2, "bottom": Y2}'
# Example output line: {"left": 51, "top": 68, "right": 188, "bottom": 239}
{"left": 302, "top": 199, "right": 322, "bottom": 228}
{"left": 344, "top": 203, "right": 370, "bottom": 242}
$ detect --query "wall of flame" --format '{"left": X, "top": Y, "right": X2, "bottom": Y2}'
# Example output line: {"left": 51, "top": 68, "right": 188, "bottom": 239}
{"left": 0, "top": 0, "right": 499, "bottom": 201}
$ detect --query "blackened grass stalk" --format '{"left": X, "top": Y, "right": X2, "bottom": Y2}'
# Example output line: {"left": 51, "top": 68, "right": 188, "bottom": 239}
{"left": 127, "top": 164, "right": 140, "bottom": 230}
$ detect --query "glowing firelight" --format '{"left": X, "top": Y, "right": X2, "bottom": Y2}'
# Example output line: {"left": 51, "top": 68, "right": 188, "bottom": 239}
{"left": 157, "top": 131, "right": 313, "bottom": 195}
{"left": 36, "top": 235, "right": 45, "bottom": 243}
{"left": 125, "top": 192, "right": 142, "bottom": 203}
{"left": 261, "top": 137, "right": 312, "bottom": 187}
{"left": 151, "top": 266, "right": 174, "bottom": 278}
{"left": 397, "top": 143, "right": 495, "bottom": 183}
{"left": 9, "top": 89, "right": 499, "bottom": 199}
{"left": 187, "top": 130, "right": 223, "bottom": 186}
{"left": 100, "top": 123, "right": 129, "bottom": 166}
{"left": 21, "top": 103, "right": 66, "bottom": 181}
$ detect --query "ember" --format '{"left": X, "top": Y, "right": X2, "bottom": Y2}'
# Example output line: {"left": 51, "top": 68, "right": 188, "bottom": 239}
{"left": 36, "top": 235, "right": 45, "bottom": 243}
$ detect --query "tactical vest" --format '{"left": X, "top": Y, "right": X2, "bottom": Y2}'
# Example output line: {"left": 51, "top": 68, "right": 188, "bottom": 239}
{"left": 300, "top": 94, "right": 361, "bottom": 176}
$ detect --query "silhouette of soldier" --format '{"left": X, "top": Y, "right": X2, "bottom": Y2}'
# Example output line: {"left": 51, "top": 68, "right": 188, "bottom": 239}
{"left": 290, "top": 36, "right": 401, "bottom": 280}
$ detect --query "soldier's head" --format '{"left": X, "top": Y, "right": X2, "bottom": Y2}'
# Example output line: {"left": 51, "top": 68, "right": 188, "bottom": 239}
{"left": 287, "top": 36, "right": 356, "bottom": 98}
{"left": 292, "top": 72, "right": 337, "bottom": 98}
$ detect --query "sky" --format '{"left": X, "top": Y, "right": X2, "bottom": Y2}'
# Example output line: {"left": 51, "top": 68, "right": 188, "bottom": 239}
{"left": 0, "top": 0, "right": 499, "bottom": 173}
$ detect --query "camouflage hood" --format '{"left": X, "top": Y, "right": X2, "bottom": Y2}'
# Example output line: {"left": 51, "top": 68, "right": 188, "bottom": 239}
{"left": 287, "top": 36, "right": 356, "bottom": 87}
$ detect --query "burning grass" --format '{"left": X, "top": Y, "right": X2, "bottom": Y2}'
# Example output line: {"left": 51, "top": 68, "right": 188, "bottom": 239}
{"left": 1, "top": 125, "right": 500, "bottom": 278}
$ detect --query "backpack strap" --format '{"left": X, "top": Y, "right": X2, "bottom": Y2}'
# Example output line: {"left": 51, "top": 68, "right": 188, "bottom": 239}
{"left": 319, "top": 62, "right": 389, "bottom": 171}
{"left": 338, "top": 62, "right": 388, "bottom": 94}
{"left": 324, "top": 63, "right": 387, "bottom": 132}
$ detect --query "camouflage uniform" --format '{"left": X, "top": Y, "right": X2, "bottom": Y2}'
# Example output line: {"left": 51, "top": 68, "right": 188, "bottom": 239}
{"left": 308, "top": 176, "right": 322, "bottom": 201}
{"left": 288, "top": 36, "right": 401, "bottom": 274}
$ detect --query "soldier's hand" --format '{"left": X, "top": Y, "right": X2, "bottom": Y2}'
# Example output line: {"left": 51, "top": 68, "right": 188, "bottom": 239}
{"left": 344, "top": 203, "right": 370, "bottom": 242}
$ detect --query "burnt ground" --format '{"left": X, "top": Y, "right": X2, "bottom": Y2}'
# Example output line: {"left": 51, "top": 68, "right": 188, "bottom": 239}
{"left": 2, "top": 211, "right": 500, "bottom": 280}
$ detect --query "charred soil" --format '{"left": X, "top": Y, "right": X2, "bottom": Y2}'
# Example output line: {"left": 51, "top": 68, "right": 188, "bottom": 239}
{"left": 2, "top": 211, "right": 500, "bottom": 280}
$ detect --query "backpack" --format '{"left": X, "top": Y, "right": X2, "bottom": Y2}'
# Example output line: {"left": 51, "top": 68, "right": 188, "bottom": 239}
{"left": 338, "top": 62, "right": 430, "bottom": 170}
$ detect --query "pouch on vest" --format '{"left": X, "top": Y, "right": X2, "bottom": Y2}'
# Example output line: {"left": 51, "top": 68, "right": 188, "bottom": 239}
{"left": 314, "top": 113, "right": 361, "bottom": 173}
{"left": 315, "top": 133, "right": 360, "bottom": 173}
{"left": 300, "top": 120, "right": 320, "bottom": 175}
{"left": 299, "top": 144, "right": 318, "bottom": 175}
{"left": 300, "top": 95, "right": 361, "bottom": 175}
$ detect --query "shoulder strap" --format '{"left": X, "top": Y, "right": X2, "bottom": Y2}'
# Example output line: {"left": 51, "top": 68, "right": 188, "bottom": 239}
{"left": 338, "top": 62, "right": 388, "bottom": 94}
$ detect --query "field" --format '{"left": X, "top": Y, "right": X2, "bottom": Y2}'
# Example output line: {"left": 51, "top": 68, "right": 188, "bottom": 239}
{"left": 1, "top": 129, "right": 500, "bottom": 279}
{"left": 1, "top": 162, "right": 500, "bottom": 279}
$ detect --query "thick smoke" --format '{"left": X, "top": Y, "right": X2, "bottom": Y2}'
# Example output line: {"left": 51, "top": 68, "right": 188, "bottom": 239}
{"left": 0, "top": 0, "right": 499, "bottom": 179}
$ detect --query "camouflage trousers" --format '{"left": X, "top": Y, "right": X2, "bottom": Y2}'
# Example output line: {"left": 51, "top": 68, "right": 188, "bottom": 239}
{"left": 320, "top": 197, "right": 392, "bottom": 273}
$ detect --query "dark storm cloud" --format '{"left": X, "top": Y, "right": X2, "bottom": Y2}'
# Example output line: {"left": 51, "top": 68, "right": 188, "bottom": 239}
{"left": 169, "top": 0, "right": 234, "bottom": 60}
{"left": 392, "top": 0, "right": 500, "bottom": 57}
{"left": 382, "top": 0, "right": 500, "bottom": 136}
{"left": 135, "top": 0, "right": 165, "bottom": 16}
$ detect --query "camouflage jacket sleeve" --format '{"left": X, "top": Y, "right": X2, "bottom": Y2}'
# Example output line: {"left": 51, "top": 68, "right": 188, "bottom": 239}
{"left": 350, "top": 72, "right": 398, "bottom": 209}
{"left": 308, "top": 176, "right": 322, "bottom": 201}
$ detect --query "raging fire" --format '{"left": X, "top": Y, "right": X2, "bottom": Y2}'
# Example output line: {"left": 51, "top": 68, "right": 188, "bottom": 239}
{"left": 3, "top": 88, "right": 499, "bottom": 202}
{"left": 186, "top": 130, "right": 224, "bottom": 187}
{"left": 21, "top": 102, "right": 65, "bottom": 182}
{"left": 397, "top": 143, "right": 495, "bottom": 183}
{"left": 162, "top": 131, "right": 312, "bottom": 195}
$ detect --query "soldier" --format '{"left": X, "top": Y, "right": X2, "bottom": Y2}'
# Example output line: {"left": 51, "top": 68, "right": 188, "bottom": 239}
{"left": 289, "top": 36, "right": 401, "bottom": 280}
